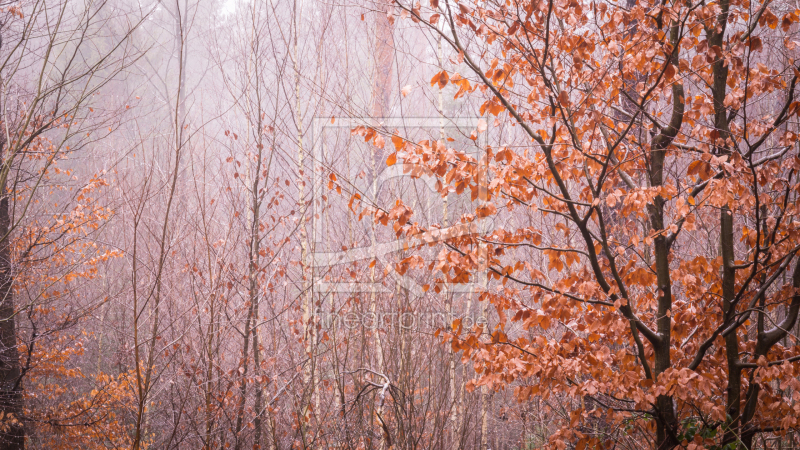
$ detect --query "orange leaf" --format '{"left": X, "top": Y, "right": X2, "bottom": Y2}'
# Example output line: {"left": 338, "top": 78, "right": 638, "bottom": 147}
{"left": 430, "top": 70, "right": 449, "bottom": 89}
{"left": 557, "top": 91, "right": 570, "bottom": 107}
{"left": 374, "top": 134, "right": 385, "bottom": 149}
{"left": 391, "top": 134, "right": 404, "bottom": 150}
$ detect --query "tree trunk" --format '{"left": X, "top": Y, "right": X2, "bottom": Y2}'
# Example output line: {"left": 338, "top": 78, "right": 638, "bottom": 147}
{"left": 721, "top": 206, "right": 742, "bottom": 446}
{"left": 0, "top": 195, "right": 23, "bottom": 449}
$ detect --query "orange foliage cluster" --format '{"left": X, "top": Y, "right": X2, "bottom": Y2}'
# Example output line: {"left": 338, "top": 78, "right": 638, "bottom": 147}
{"left": 359, "top": 0, "right": 800, "bottom": 447}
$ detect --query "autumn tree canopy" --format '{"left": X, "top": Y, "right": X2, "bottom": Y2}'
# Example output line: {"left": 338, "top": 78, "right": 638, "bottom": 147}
{"left": 367, "top": 0, "right": 800, "bottom": 448}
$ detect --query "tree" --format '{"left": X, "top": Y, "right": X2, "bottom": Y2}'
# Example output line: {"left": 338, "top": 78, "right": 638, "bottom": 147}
{"left": 0, "top": 1, "right": 143, "bottom": 446}
{"left": 385, "top": 0, "right": 800, "bottom": 448}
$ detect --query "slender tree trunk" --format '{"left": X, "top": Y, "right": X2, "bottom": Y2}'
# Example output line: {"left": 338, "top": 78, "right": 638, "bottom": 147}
{"left": 371, "top": 0, "right": 394, "bottom": 121}
{"left": 367, "top": 3, "right": 394, "bottom": 446}
{"left": 293, "top": 2, "right": 315, "bottom": 444}
{"left": 233, "top": 296, "right": 254, "bottom": 450}
{"left": 253, "top": 326, "right": 263, "bottom": 449}
{"left": 0, "top": 16, "right": 23, "bottom": 446}
{"left": 0, "top": 192, "right": 23, "bottom": 449}
{"left": 721, "top": 206, "right": 742, "bottom": 445}
{"left": 648, "top": 149, "right": 679, "bottom": 450}
{"left": 454, "top": 290, "right": 472, "bottom": 448}
{"left": 647, "top": 21, "right": 683, "bottom": 441}
{"left": 479, "top": 292, "right": 488, "bottom": 449}
{"left": 204, "top": 296, "right": 216, "bottom": 450}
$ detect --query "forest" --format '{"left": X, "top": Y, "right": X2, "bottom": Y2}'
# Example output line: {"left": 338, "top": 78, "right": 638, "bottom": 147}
{"left": 0, "top": 0, "right": 799, "bottom": 449}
